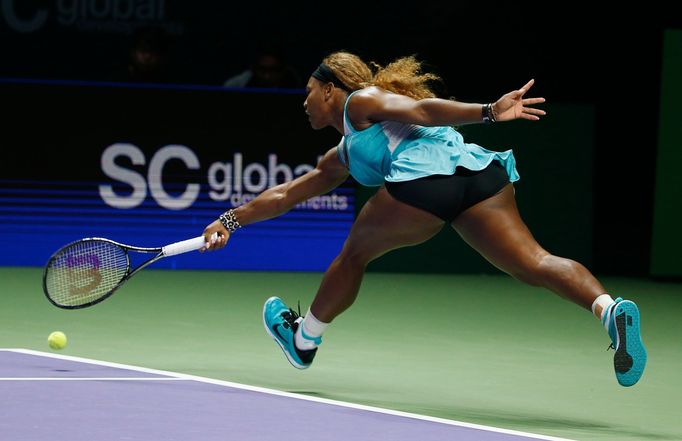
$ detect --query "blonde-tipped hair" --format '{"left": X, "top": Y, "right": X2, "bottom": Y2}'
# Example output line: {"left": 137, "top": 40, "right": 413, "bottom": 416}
{"left": 322, "top": 51, "right": 440, "bottom": 100}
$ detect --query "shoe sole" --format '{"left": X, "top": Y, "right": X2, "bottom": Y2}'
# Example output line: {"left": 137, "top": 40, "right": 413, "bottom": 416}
{"left": 262, "top": 297, "right": 308, "bottom": 370}
{"left": 613, "top": 300, "right": 647, "bottom": 387}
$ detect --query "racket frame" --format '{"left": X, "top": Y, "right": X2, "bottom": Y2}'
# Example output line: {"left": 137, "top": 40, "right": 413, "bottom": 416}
{"left": 43, "top": 237, "right": 164, "bottom": 310}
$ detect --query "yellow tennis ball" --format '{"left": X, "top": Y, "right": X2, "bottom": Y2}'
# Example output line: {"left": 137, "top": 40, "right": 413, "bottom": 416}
{"left": 47, "top": 331, "right": 67, "bottom": 350}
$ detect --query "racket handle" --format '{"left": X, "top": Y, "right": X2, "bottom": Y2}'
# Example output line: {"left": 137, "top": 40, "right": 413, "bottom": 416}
{"left": 162, "top": 236, "right": 207, "bottom": 257}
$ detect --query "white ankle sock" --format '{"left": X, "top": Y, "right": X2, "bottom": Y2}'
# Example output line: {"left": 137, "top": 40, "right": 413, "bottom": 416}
{"left": 295, "top": 308, "right": 328, "bottom": 351}
{"left": 591, "top": 294, "right": 615, "bottom": 323}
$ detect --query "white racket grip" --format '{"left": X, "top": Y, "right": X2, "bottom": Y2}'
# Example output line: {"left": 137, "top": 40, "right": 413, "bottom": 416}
{"left": 162, "top": 236, "right": 207, "bottom": 257}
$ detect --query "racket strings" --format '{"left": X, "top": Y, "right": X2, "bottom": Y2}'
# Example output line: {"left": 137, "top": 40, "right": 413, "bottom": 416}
{"left": 45, "top": 240, "right": 128, "bottom": 307}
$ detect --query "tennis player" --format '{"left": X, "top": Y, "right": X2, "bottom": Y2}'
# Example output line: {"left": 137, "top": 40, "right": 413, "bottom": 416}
{"left": 202, "top": 52, "right": 647, "bottom": 387}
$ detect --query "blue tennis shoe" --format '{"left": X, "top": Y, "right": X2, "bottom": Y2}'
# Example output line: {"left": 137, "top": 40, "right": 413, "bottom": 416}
{"left": 263, "top": 296, "right": 317, "bottom": 369}
{"left": 603, "top": 297, "right": 647, "bottom": 387}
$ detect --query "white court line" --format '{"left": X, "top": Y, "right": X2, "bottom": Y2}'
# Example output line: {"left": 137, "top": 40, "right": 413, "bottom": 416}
{"left": 2, "top": 348, "right": 575, "bottom": 441}
{"left": 0, "top": 377, "right": 185, "bottom": 381}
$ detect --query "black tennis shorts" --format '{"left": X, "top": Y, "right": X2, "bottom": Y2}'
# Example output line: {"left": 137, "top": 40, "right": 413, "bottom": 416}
{"left": 384, "top": 160, "right": 510, "bottom": 222}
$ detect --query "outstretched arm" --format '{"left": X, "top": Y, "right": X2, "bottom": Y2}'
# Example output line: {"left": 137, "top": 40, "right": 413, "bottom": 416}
{"left": 203, "top": 146, "right": 349, "bottom": 250}
{"left": 350, "top": 80, "right": 545, "bottom": 127}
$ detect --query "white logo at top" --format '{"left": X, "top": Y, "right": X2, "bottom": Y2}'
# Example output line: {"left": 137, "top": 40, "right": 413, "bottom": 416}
{"left": 1, "top": 0, "right": 168, "bottom": 33}
{"left": 1, "top": 0, "right": 48, "bottom": 33}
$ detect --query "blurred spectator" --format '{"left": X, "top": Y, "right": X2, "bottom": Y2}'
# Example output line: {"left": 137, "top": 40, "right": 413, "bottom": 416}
{"left": 224, "top": 47, "right": 301, "bottom": 89}
{"left": 109, "top": 27, "right": 173, "bottom": 83}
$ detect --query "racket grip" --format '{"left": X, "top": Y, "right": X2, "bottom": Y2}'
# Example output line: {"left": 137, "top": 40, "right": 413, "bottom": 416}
{"left": 162, "top": 236, "right": 207, "bottom": 256}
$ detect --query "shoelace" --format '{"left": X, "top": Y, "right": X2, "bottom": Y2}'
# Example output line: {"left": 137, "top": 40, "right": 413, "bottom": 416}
{"left": 280, "top": 301, "right": 303, "bottom": 327}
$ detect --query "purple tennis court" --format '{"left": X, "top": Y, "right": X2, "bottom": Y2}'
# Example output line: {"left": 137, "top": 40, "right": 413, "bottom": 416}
{"left": 0, "top": 349, "right": 573, "bottom": 441}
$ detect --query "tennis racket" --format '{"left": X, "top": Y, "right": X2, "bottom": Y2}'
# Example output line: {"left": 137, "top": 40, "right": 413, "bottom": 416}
{"left": 42, "top": 234, "right": 214, "bottom": 309}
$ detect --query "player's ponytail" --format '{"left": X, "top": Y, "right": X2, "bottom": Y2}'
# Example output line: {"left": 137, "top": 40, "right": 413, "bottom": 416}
{"left": 322, "top": 51, "right": 440, "bottom": 100}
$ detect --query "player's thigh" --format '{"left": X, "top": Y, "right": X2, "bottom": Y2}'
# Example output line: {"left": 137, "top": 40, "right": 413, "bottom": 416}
{"left": 450, "top": 184, "right": 547, "bottom": 273}
{"left": 344, "top": 187, "right": 445, "bottom": 261}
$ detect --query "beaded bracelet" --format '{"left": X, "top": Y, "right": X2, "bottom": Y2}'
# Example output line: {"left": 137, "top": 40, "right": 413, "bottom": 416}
{"left": 218, "top": 209, "right": 242, "bottom": 233}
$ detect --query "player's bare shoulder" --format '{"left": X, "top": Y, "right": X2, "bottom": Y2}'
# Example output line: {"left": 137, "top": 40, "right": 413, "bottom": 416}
{"left": 350, "top": 86, "right": 388, "bottom": 103}
{"left": 346, "top": 87, "right": 387, "bottom": 127}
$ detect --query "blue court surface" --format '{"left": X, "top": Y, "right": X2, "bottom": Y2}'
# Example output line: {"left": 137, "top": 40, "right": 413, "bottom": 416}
{"left": 0, "top": 349, "right": 574, "bottom": 441}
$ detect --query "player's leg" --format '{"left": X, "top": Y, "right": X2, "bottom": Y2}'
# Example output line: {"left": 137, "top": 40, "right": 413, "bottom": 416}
{"left": 264, "top": 187, "right": 445, "bottom": 368}
{"left": 451, "top": 184, "right": 646, "bottom": 386}
{"left": 311, "top": 187, "right": 445, "bottom": 321}
{"left": 452, "top": 184, "right": 604, "bottom": 309}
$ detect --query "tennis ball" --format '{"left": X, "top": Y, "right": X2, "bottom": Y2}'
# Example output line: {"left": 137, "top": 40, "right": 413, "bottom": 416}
{"left": 47, "top": 331, "right": 67, "bottom": 350}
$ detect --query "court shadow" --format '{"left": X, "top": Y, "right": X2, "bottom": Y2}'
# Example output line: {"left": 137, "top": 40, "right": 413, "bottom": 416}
{"left": 284, "top": 393, "right": 678, "bottom": 440}
{"left": 422, "top": 406, "right": 675, "bottom": 440}
{"left": 287, "top": 390, "right": 339, "bottom": 400}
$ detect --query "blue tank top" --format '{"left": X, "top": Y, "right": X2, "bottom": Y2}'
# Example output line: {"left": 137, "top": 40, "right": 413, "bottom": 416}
{"left": 336, "top": 91, "right": 520, "bottom": 187}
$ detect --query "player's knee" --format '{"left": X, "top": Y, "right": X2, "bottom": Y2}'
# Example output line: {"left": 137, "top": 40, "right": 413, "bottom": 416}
{"left": 338, "top": 242, "right": 374, "bottom": 268}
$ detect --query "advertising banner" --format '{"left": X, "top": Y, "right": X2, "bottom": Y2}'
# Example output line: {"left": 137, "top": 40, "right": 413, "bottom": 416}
{"left": 0, "top": 83, "right": 353, "bottom": 271}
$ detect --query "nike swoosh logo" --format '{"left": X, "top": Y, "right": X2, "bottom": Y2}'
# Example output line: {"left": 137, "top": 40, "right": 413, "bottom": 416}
{"left": 272, "top": 324, "right": 287, "bottom": 342}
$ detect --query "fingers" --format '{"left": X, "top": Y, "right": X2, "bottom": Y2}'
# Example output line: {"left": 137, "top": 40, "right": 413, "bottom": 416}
{"left": 503, "top": 80, "right": 541, "bottom": 102}
{"left": 201, "top": 234, "right": 222, "bottom": 252}
{"left": 523, "top": 97, "right": 545, "bottom": 105}
{"left": 204, "top": 232, "right": 228, "bottom": 251}
{"left": 520, "top": 92, "right": 546, "bottom": 120}
{"left": 516, "top": 81, "right": 546, "bottom": 121}
{"left": 201, "top": 222, "right": 230, "bottom": 252}
{"left": 519, "top": 78, "right": 535, "bottom": 94}
{"left": 520, "top": 106, "right": 546, "bottom": 120}
{"left": 524, "top": 105, "right": 546, "bottom": 116}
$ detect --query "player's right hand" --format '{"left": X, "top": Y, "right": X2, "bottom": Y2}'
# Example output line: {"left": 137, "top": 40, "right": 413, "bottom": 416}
{"left": 201, "top": 220, "right": 229, "bottom": 252}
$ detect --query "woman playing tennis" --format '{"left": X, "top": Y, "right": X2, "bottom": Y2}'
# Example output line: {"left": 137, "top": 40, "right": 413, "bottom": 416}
{"left": 202, "top": 51, "right": 647, "bottom": 387}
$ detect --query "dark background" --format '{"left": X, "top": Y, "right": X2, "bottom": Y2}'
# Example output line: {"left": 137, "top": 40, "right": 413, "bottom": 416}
{"left": 2, "top": 2, "right": 681, "bottom": 275}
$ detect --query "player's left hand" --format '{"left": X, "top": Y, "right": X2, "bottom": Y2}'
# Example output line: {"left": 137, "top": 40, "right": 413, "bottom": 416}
{"left": 493, "top": 79, "right": 546, "bottom": 122}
